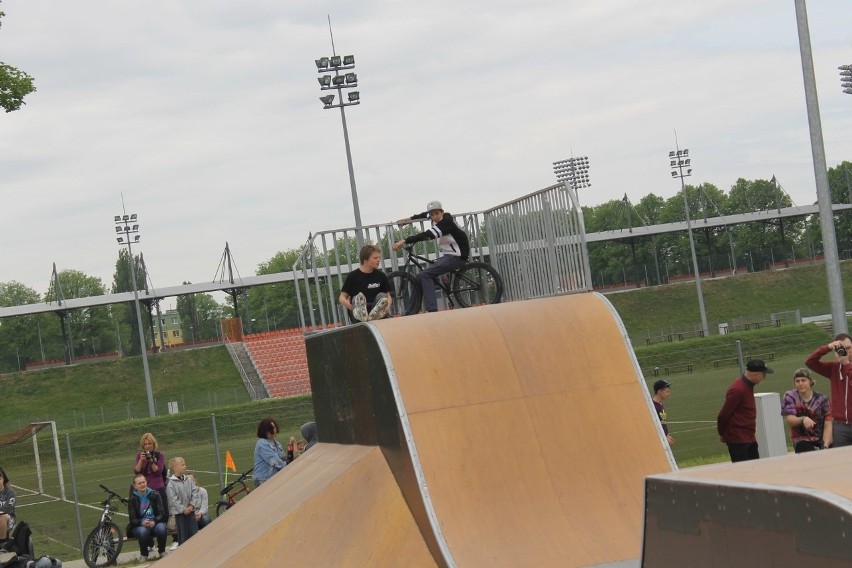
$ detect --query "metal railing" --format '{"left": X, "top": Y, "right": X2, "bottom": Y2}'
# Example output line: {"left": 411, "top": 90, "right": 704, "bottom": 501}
{"left": 292, "top": 183, "right": 591, "bottom": 329}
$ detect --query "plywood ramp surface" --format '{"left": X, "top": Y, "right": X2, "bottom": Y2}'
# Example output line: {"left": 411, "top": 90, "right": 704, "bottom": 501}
{"left": 378, "top": 293, "right": 673, "bottom": 567}
{"left": 155, "top": 443, "right": 436, "bottom": 568}
{"left": 643, "top": 448, "right": 852, "bottom": 567}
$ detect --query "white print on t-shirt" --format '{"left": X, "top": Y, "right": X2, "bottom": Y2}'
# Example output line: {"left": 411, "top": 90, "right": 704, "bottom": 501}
{"left": 367, "top": 283, "right": 381, "bottom": 289}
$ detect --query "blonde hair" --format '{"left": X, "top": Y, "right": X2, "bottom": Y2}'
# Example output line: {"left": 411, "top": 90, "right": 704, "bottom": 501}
{"left": 168, "top": 456, "right": 185, "bottom": 470}
{"left": 139, "top": 432, "right": 159, "bottom": 450}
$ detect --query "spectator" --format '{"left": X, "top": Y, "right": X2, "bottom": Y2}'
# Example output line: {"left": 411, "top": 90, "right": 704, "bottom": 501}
{"left": 187, "top": 475, "right": 211, "bottom": 529}
{"left": 781, "top": 368, "right": 832, "bottom": 452}
{"left": 165, "top": 457, "right": 199, "bottom": 548}
{"left": 0, "top": 467, "right": 15, "bottom": 550}
{"left": 127, "top": 473, "right": 167, "bottom": 560}
{"left": 717, "top": 359, "right": 773, "bottom": 462}
{"left": 253, "top": 418, "right": 287, "bottom": 487}
{"left": 133, "top": 433, "right": 168, "bottom": 520}
{"left": 805, "top": 333, "right": 852, "bottom": 447}
{"left": 301, "top": 422, "right": 317, "bottom": 451}
{"left": 651, "top": 380, "right": 675, "bottom": 446}
{"left": 339, "top": 244, "right": 392, "bottom": 322}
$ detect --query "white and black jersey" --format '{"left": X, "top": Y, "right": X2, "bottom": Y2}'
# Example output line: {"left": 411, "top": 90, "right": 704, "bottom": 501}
{"left": 404, "top": 212, "right": 470, "bottom": 260}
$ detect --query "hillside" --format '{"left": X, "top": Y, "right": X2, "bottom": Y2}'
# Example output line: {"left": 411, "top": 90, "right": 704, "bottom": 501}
{"left": 604, "top": 260, "right": 852, "bottom": 342}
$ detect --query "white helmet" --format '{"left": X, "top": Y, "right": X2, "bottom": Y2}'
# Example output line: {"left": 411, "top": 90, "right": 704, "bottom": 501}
{"left": 426, "top": 200, "right": 443, "bottom": 212}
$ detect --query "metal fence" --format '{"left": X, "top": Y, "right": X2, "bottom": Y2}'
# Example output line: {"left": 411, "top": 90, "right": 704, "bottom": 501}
{"left": 292, "top": 182, "right": 592, "bottom": 328}
{"left": 1, "top": 398, "right": 314, "bottom": 561}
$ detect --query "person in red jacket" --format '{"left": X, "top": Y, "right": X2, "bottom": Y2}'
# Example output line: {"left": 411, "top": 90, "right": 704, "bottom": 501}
{"left": 717, "top": 359, "right": 773, "bottom": 462}
{"left": 805, "top": 333, "right": 852, "bottom": 447}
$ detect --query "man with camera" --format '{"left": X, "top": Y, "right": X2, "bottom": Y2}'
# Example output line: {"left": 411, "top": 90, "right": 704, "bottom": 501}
{"left": 805, "top": 333, "right": 852, "bottom": 448}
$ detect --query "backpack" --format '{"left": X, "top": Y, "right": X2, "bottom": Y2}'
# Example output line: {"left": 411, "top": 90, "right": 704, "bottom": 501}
{"left": 9, "top": 523, "right": 32, "bottom": 556}
{"left": 0, "top": 554, "right": 32, "bottom": 568}
{"left": 28, "top": 557, "right": 62, "bottom": 568}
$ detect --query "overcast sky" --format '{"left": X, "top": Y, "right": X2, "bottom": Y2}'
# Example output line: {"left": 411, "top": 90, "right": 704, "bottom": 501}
{"left": 1, "top": 0, "right": 851, "bottom": 304}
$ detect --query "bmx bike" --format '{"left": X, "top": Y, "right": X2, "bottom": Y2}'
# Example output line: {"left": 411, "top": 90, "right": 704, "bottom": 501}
{"left": 387, "top": 245, "right": 503, "bottom": 316}
{"left": 215, "top": 468, "right": 254, "bottom": 517}
{"left": 82, "top": 485, "right": 128, "bottom": 568}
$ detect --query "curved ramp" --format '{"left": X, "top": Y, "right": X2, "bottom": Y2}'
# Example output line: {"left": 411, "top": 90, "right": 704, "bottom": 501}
{"left": 157, "top": 293, "right": 674, "bottom": 567}
{"left": 643, "top": 448, "right": 852, "bottom": 567}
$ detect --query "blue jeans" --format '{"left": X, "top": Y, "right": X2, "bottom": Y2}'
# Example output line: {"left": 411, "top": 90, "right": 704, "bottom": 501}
{"left": 197, "top": 512, "right": 212, "bottom": 530}
{"left": 418, "top": 255, "right": 467, "bottom": 312}
{"left": 132, "top": 522, "right": 167, "bottom": 554}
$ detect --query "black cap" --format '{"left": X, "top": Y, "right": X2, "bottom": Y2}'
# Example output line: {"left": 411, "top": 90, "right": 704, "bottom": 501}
{"left": 746, "top": 359, "right": 774, "bottom": 374}
{"left": 653, "top": 380, "right": 672, "bottom": 393}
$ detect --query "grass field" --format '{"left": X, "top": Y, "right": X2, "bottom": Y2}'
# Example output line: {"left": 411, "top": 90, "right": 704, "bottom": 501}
{"left": 7, "top": 396, "right": 314, "bottom": 559}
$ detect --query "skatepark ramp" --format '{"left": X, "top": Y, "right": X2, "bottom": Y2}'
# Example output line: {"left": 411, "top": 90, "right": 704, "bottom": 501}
{"left": 643, "top": 448, "right": 852, "bottom": 567}
{"left": 157, "top": 293, "right": 675, "bottom": 567}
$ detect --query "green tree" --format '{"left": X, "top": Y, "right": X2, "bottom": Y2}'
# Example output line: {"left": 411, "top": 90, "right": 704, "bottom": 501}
{"left": 0, "top": 281, "right": 42, "bottom": 371}
{"left": 0, "top": 3, "right": 36, "bottom": 113}
{"left": 111, "top": 249, "right": 150, "bottom": 355}
{"left": 176, "top": 284, "right": 224, "bottom": 341}
{"left": 44, "top": 269, "right": 116, "bottom": 359}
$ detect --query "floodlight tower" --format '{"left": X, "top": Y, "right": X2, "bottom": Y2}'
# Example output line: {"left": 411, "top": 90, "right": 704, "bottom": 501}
{"left": 840, "top": 64, "right": 852, "bottom": 95}
{"left": 669, "top": 147, "right": 709, "bottom": 338}
{"left": 552, "top": 156, "right": 593, "bottom": 288}
{"left": 316, "top": 42, "right": 363, "bottom": 247}
{"left": 114, "top": 213, "right": 156, "bottom": 417}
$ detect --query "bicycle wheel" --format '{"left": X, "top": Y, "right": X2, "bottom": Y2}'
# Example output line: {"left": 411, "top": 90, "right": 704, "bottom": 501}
{"left": 216, "top": 500, "right": 231, "bottom": 518}
{"left": 452, "top": 262, "right": 504, "bottom": 308}
{"left": 83, "top": 521, "right": 123, "bottom": 568}
{"left": 387, "top": 270, "right": 422, "bottom": 316}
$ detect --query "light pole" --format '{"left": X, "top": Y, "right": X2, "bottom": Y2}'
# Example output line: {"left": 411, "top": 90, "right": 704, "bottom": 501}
{"left": 669, "top": 147, "right": 709, "bottom": 337}
{"left": 115, "top": 213, "right": 156, "bottom": 417}
{"left": 316, "top": 41, "right": 363, "bottom": 247}
{"left": 552, "top": 156, "right": 594, "bottom": 289}
{"left": 840, "top": 64, "right": 852, "bottom": 95}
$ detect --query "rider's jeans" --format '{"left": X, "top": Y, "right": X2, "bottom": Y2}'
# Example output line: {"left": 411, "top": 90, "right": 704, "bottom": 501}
{"left": 418, "top": 255, "right": 467, "bottom": 312}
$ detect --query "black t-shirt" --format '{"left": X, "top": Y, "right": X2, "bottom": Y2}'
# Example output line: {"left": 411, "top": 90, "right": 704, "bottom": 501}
{"left": 341, "top": 268, "right": 390, "bottom": 308}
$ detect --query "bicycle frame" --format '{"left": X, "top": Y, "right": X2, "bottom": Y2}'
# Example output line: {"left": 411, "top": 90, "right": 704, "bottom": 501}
{"left": 398, "top": 247, "right": 457, "bottom": 304}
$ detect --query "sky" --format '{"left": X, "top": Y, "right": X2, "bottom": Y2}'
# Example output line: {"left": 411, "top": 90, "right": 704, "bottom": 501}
{"left": 1, "top": 0, "right": 851, "bottom": 303}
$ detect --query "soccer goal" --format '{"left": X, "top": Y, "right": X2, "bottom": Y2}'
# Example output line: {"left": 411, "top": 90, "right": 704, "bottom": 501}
{"left": 0, "top": 421, "right": 65, "bottom": 501}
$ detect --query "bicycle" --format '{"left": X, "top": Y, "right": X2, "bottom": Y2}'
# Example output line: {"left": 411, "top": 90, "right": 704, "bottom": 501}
{"left": 215, "top": 467, "right": 254, "bottom": 517}
{"left": 82, "top": 485, "right": 128, "bottom": 568}
{"left": 387, "top": 245, "right": 503, "bottom": 316}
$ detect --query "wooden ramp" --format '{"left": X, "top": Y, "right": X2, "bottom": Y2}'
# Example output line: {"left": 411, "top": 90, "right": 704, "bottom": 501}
{"left": 643, "top": 447, "right": 852, "bottom": 567}
{"left": 157, "top": 293, "right": 674, "bottom": 567}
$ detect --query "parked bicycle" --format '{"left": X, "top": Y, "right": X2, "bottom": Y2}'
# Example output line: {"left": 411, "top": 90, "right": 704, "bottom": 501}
{"left": 387, "top": 245, "right": 503, "bottom": 316}
{"left": 83, "top": 485, "right": 127, "bottom": 568}
{"left": 215, "top": 467, "right": 254, "bottom": 517}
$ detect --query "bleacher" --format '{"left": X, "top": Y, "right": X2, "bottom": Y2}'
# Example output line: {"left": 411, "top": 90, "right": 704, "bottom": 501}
{"left": 243, "top": 329, "right": 313, "bottom": 398}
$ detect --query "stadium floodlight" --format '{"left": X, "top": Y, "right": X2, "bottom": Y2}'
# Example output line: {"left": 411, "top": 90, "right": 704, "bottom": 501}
{"left": 669, "top": 145, "right": 708, "bottom": 338}
{"left": 113, "top": 211, "right": 156, "bottom": 417}
{"left": 314, "top": 45, "right": 364, "bottom": 247}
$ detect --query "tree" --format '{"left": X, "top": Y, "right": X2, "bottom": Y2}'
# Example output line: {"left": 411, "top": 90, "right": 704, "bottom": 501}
{"left": 0, "top": 3, "right": 36, "bottom": 113}
{"left": 0, "top": 281, "right": 42, "bottom": 371}
{"left": 176, "top": 284, "right": 224, "bottom": 342}
{"left": 111, "top": 249, "right": 150, "bottom": 355}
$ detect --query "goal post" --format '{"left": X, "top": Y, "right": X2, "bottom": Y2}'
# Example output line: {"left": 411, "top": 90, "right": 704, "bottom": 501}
{"left": 0, "top": 421, "right": 65, "bottom": 501}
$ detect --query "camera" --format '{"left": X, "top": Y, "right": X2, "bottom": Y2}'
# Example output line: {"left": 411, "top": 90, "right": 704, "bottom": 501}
{"left": 837, "top": 346, "right": 848, "bottom": 357}
{"left": 144, "top": 451, "right": 154, "bottom": 462}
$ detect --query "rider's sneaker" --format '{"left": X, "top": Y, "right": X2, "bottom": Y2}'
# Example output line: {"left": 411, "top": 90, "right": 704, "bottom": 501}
{"left": 352, "top": 293, "right": 368, "bottom": 322}
{"left": 169, "top": 542, "right": 180, "bottom": 551}
{"left": 368, "top": 296, "right": 390, "bottom": 321}
{"left": 148, "top": 549, "right": 159, "bottom": 560}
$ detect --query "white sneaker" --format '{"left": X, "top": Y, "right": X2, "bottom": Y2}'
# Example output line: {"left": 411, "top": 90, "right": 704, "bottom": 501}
{"left": 148, "top": 549, "right": 159, "bottom": 560}
{"left": 169, "top": 542, "right": 180, "bottom": 551}
{"left": 368, "top": 296, "right": 390, "bottom": 321}
{"left": 352, "top": 293, "right": 368, "bottom": 322}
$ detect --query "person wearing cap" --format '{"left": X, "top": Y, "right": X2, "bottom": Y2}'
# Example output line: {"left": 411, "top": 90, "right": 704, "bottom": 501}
{"left": 781, "top": 368, "right": 832, "bottom": 453}
{"left": 652, "top": 380, "right": 675, "bottom": 447}
{"left": 716, "top": 359, "right": 773, "bottom": 462}
{"left": 805, "top": 333, "right": 852, "bottom": 447}
{"left": 392, "top": 200, "right": 470, "bottom": 313}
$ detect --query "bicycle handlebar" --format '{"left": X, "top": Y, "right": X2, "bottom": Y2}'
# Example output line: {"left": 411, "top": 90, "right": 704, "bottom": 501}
{"left": 99, "top": 484, "right": 128, "bottom": 505}
{"left": 220, "top": 467, "right": 254, "bottom": 496}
